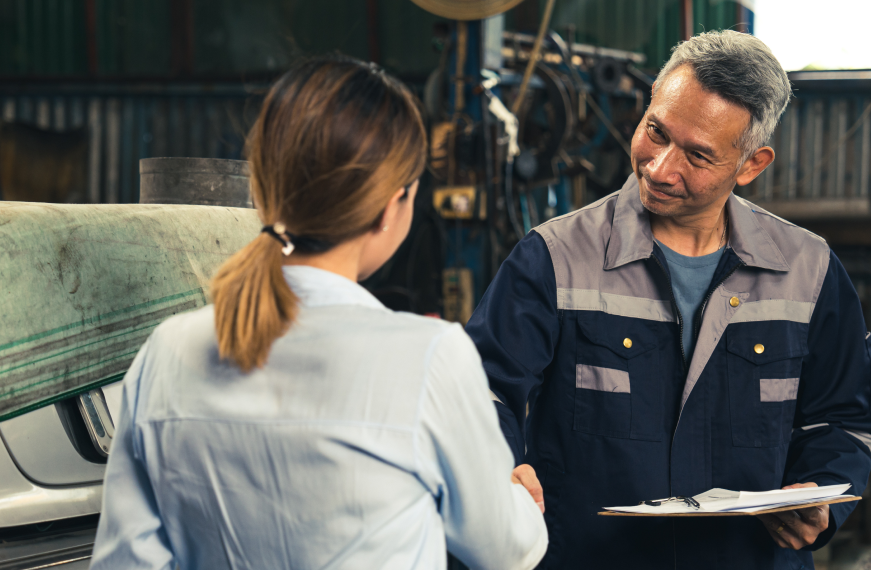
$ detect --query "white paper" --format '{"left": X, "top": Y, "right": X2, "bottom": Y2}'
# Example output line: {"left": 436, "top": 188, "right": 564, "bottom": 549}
{"left": 604, "top": 484, "right": 852, "bottom": 514}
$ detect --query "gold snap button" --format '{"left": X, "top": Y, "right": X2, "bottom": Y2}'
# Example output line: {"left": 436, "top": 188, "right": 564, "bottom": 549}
{"left": 730, "top": 297, "right": 740, "bottom": 307}
{"left": 623, "top": 338, "right": 633, "bottom": 349}
{"left": 754, "top": 344, "right": 765, "bottom": 354}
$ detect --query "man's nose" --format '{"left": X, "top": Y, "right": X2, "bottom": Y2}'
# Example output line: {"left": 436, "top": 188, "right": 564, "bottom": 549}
{"left": 646, "top": 146, "right": 681, "bottom": 186}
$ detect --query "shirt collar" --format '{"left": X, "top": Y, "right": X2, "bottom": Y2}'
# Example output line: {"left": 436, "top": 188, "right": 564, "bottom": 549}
{"left": 282, "top": 265, "right": 386, "bottom": 310}
{"left": 604, "top": 175, "right": 790, "bottom": 272}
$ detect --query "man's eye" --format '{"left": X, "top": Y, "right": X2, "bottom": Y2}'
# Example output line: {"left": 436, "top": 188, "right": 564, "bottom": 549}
{"left": 692, "top": 151, "right": 707, "bottom": 162}
{"left": 648, "top": 124, "right": 664, "bottom": 139}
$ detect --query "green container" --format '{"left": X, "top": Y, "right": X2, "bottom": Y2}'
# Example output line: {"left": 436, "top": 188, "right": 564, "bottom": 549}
{"left": 0, "top": 0, "right": 745, "bottom": 79}
{"left": 545, "top": 0, "right": 745, "bottom": 72}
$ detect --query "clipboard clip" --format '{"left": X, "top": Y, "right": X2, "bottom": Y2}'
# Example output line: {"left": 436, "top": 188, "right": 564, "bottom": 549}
{"left": 640, "top": 496, "right": 701, "bottom": 510}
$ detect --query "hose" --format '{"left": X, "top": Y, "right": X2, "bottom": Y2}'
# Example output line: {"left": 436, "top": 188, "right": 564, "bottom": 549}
{"left": 505, "top": 160, "right": 525, "bottom": 240}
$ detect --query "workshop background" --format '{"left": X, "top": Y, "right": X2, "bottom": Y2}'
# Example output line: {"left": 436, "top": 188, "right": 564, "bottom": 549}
{"left": 1, "top": 1, "right": 870, "bottom": 568}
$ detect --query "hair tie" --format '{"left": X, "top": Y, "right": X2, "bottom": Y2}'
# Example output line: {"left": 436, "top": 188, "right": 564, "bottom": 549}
{"left": 262, "top": 223, "right": 295, "bottom": 256}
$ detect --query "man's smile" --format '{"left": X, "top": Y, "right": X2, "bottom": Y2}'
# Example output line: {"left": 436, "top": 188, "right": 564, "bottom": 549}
{"left": 640, "top": 172, "right": 685, "bottom": 201}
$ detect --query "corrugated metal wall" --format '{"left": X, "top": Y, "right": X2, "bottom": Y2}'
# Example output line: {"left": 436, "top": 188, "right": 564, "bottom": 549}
{"left": 741, "top": 90, "right": 871, "bottom": 205}
{"left": 0, "top": 84, "right": 264, "bottom": 203}
{"left": 96, "top": 0, "right": 172, "bottom": 76}
{"left": 0, "top": 0, "right": 89, "bottom": 75}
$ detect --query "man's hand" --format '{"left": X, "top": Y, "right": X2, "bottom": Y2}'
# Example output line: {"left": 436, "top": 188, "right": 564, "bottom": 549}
{"left": 757, "top": 482, "right": 830, "bottom": 550}
{"left": 511, "top": 464, "right": 545, "bottom": 513}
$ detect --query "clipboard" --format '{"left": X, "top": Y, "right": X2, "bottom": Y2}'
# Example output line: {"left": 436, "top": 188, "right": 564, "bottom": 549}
{"left": 598, "top": 495, "right": 861, "bottom": 517}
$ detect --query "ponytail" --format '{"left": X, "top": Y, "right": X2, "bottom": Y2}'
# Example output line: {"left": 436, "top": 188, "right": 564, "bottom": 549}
{"left": 211, "top": 233, "right": 296, "bottom": 372}
{"left": 211, "top": 55, "right": 426, "bottom": 372}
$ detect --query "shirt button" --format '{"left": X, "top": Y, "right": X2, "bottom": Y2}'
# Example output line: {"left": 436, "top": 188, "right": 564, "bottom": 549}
{"left": 754, "top": 344, "right": 765, "bottom": 354}
{"left": 623, "top": 338, "right": 633, "bottom": 349}
{"left": 730, "top": 297, "right": 740, "bottom": 307}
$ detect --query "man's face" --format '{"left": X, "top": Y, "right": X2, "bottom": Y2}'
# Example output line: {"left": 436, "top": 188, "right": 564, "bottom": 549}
{"left": 631, "top": 65, "right": 752, "bottom": 218}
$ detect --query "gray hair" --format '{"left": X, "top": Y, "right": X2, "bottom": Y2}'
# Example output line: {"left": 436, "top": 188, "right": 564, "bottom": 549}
{"left": 655, "top": 30, "right": 792, "bottom": 166}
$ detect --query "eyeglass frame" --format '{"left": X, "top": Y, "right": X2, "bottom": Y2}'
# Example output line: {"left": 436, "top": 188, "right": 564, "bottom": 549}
{"left": 640, "top": 496, "right": 701, "bottom": 509}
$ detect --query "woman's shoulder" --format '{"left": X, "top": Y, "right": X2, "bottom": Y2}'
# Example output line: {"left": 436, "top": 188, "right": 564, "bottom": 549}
{"left": 363, "top": 308, "right": 471, "bottom": 351}
{"left": 146, "top": 304, "right": 218, "bottom": 360}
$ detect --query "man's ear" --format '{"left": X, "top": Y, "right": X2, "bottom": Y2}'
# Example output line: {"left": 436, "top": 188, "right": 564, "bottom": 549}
{"left": 736, "top": 146, "right": 775, "bottom": 187}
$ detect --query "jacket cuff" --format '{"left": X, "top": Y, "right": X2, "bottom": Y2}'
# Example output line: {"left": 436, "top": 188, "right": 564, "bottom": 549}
{"left": 495, "top": 401, "right": 525, "bottom": 466}
{"left": 802, "top": 477, "right": 859, "bottom": 551}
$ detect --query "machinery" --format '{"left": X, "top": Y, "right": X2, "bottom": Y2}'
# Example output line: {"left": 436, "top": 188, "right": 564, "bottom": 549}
{"left": 365, "top": 0, "right": 653, "bottom": 324}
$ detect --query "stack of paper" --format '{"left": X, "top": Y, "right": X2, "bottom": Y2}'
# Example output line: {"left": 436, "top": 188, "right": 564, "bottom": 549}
{"left": 604, "top": 483, "right": 853, "bottom": 515}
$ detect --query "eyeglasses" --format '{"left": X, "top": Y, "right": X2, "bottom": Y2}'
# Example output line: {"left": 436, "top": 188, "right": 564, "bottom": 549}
{"left": 640, "top": 496, "right": 700, "bottom": 509}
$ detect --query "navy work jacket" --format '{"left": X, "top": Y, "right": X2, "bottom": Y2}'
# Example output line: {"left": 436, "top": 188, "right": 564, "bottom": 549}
{"left": 466, "top": 176, "right": 871, "bottom": 569}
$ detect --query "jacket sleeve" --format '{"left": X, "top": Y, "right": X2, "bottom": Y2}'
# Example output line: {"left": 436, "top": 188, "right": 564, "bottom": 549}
{"left": 465, "top": 231, "right": 560, "bottom": 465}
{"left": 417, "top": 324, "right": 548, "bottom": 570}
{"left": 90, "top": 340, "right": 175, "bottom": 570}
{"left": 784, "top": 250, "right": 871, "bottom": 549}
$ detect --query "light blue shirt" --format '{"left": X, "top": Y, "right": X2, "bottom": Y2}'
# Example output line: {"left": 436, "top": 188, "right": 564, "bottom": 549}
{"left": 90, "top": 266, "right": 547, "bottom": 570}
{"left": 655, "top": 240, "right": 725, "bottom": 362}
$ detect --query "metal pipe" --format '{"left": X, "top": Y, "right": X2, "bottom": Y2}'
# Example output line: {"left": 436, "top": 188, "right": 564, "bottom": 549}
{"left": 511, "top": 0, "right": 556, "bottom": 116}
{"left": 367, "top": 0, "right": 381, "bottom": 64}
{"left": 681, "top": 0, "right": 694, "bottom": 42}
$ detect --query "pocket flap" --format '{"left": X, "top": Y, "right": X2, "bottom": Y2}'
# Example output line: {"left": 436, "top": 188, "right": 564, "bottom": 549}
{"left": 725, "top": 322, "right": 809, "bottom": 365}
{"left": 577, "top": 316, "right": 659, "bottom": 359}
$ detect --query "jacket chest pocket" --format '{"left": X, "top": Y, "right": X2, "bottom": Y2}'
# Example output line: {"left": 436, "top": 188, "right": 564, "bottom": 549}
{"left": 726, "top": 323, "right": 808, "bottom": 448}
{"left": 573, "top": 315, "right": 663, "bottom": 441}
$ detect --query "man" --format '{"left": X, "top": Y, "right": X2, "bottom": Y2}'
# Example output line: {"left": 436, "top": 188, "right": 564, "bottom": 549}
{"left": 467, "top": 30, "right": 871, "bottom": 569}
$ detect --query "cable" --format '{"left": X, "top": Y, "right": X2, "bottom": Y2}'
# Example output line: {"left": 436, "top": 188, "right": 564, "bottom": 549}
{"left": 505, "top": 160, "right": 525, "bottom": 240}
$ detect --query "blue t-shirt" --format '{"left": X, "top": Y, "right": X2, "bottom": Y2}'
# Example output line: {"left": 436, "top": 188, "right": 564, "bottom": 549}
{"left": 655, "top": 239, "right": 725, "bottom": 362}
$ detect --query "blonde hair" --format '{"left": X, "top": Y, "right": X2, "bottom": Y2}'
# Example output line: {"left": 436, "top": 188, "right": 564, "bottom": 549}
{"left": 211, "top": 56, "right": 426, "bottom": 371}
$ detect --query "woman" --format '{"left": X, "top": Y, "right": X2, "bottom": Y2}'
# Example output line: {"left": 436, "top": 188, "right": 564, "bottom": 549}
{"left": 90, "top": 56, "right": 547, "bottom": 570}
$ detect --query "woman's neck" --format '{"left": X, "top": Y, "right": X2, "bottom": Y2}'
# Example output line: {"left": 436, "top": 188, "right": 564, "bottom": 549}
{"left": 283, "top": 239, "right": 364, "bottom": 282}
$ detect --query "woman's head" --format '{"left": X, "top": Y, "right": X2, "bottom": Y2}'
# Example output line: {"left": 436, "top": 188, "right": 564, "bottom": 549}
{"left": 212, "top": 56, "right": 427, "bottom": 371}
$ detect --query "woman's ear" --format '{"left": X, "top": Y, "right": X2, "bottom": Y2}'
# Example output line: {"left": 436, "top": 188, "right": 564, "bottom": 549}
{"left": 374, "top": 185, "right": 410, "bottom": 233}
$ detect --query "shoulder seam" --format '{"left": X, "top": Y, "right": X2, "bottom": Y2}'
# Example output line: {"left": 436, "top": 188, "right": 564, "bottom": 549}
{"left": 810, "top": 249, "right": 833, "bottom": 307}
{"left": 735, "top": 195, "right": 827, "bottom": 245}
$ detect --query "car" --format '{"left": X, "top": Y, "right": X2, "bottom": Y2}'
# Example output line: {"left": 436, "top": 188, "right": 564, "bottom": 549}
{"left": 0, "top": 200, "right": 258, "bottom": 568}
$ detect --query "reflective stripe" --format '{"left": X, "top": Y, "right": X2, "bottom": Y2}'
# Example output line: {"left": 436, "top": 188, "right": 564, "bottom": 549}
{"left": 557, "top": 289, "right": 674, "bottom": 323}
{"left": 760, "top": 378, "right": 800, "bottom": 402}
{"left": 576, "top": 364, "right": 630, "bottom": 393}
{"left": 801, "top": 423, "right": 829, "bottom": 431}
{"left": 731, "top": 299, "right": 815, "bottom": 324}
{"left": 846, "top": 429, "right": 871, "bottom": 453}
{"left": 490, "top": 390, "right": 505, "bottom": 405}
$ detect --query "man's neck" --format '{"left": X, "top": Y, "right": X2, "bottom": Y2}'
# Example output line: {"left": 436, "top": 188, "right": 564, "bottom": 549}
{"left": 650, "top": 203, "right": 728, "bottom": 258}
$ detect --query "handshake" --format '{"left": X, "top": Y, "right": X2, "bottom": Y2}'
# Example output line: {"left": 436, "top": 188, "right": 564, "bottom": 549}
{"left": 512, "top": 464, "right": 545, "bottom": 514}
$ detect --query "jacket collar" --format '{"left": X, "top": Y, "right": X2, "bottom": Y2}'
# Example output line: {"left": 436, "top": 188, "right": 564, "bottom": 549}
{"left": 603, "top": 175, "right": 790, "bottom": 272}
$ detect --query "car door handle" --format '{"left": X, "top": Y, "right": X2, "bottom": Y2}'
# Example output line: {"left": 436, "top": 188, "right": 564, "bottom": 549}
{"left": 76, "top": 389, "right": 115, "bottom": 458}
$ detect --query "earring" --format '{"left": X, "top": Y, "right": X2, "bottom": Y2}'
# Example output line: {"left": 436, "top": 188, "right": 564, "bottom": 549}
{"left": 382, "top": 226, "right": 389, "bottom": 232}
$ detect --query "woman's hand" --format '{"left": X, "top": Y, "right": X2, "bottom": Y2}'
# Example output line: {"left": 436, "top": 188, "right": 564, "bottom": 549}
{"left": 511, "top": 464, "right": 545, "bottom": 513}
{"left": 757, "top": 482, "right": 830, "bottom": 549}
